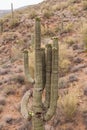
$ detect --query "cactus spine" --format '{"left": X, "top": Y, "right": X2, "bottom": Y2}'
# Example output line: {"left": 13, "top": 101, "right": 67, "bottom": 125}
{"left": 21, "top": 18, "right": 59, "bottom": 130}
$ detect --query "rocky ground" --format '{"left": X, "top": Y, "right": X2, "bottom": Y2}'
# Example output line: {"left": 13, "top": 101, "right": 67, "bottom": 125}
{"left": 0, "top": 0, "right": 87, "bottom": 130}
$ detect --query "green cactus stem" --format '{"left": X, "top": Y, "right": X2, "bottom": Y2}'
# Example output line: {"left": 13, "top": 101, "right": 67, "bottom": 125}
{"left": 24, "top": 50, "right": 34, "bottom": 84}
{"left": 41, "top": 48, "right": 46, "bottom": 89}
{"left": 0, "top": 20, "right": 3, "bottom": 34}
{"left": 44, "top": 44, "right": 52, "bottom": 109}
{"left": 11, "top": 3, "right": 14, "bottom": 20}
{"left": 31, "top": 34, "right": 35, "bottom": 48}
{"left": 21, "top": 90, "right": 32, "bottom": 120}
{"left": 44, "top": 38, "right": 59, "bottom": 121}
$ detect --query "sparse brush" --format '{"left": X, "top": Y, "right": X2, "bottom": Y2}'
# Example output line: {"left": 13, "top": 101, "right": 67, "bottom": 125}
{"left": 59, "top": 91, "right": 78, "bottom": 120}
{"left": 59, "top": 44, "right": 71, "bottom": 75}
{"left": 29, "top": 10, "right": 37, "bottom": 19}
{"left": 82, "top": 1, "right": 87, "bottom": 10}
{"left": 43, "top": 9, "right": 53, "bottom": 19}
{"left": 10, "top": 18, "right": 19, "bottom": 28}
{"left": 82, "top": 24, "right": 87, "bottom": 51}
{"left": 66, "top": 37, "right": 75, "bottom": 46}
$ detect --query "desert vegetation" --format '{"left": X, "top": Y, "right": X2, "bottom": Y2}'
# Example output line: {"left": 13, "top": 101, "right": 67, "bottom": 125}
{"left": 0, "top": 0, "right": 87, "bottom": 130}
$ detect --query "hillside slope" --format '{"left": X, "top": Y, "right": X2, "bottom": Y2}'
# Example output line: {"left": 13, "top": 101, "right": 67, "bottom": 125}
{"left": 0, "top": 0, "right": 87, "bottom": 130}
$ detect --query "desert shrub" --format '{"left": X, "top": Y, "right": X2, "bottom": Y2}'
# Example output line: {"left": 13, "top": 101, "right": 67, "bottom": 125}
{"left": 3, "top": 85, "right": 16, "bottom": 95}
{"left": 0, "top": 105, "right": 3, "bottom": 113}
{"left": 10, "top": 45, "right": 23, "bottom": 62}
{"left": 68, "top": 0, "right": 79, "bottom": 3}
{"left": 82, "top": 24, "right": 87, "bottom": 50}
{"left": 52, "top": 5, "right": 61, "bottom": 11}
{"left": 59, "top": 91, "right": 78, "bottom": 120}
{"left": 69, "top": 6, "right": 78, "bottom": 16}
{"left": 63, "top": 23, "right": 73, "bottom": 33}
{"left": 66, "top": 37, "right": 75, "bottom": 46}
{"left": 82, "top": 1, "right": 87, "bottom": 10}
{"left": 43, "top": 9, "right": 53, "bottom": 19}
{"left": 29, "top": 10, "right": 37, "bottom": 19}
{"left": 59, "top": 44, "right": 71, "bottom": 75}
{"left": 10, "top": 18, "right": 19, "bottom": 28}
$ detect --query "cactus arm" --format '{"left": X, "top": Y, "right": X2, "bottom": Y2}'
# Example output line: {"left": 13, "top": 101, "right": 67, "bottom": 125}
{"left": 44, "top": 38, "right": 59, "bottom": 121}
{"left": 0, "top": 20, "right": 3, "bottom": 34}
{"left": 21, "top": 90, "right": 32, "bottom": 120}
{"left": 41, "top": 48, "right": 46, "bottom": 89}
{"left": 24, "top": 50, "right": 35, "bottom": 84}
{"left": 44, "top": 44, "right": 52, "bottom": 109}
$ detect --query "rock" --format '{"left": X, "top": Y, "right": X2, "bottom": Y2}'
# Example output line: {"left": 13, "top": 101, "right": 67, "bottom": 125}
{"left": 83, "top": 111, "right": 87, "bottom": 128}
{"left": 12, "top": 75, "right": 25, "bottom": 85}
{"left": 71, "top": 64, "right": 87, "bottom": 72}
{"left": 0, "top": 68, "right": 10, "bottom": 75}
{"left": 72, "top": 43, "right": 84, "bottom": 50}
{"left": 0, "top": 122, "right": 5, "bottom": 130}
{"left": 3, "top": 115, "right": 14, "bottom": 124}
{"left": 14, "top": 117, "right": 22, "bottom": 124}
{"left": 45, "top": 124, "right": 53, "bottom": 130}
{"left": 0, "top": 81, "right": 3, "bottom": 85}
{"left": 68, "top": 74, "right": 78, "bottom": 82}
{"left": 3, "top": 86, "right": 15, "bottom": 96}
{"left": 83, "top": 68, "right": 87, "bottom": 74}
{"left": 59, "top": 78, "right": 69, "bottom": 89}
{"left": 72, "top": 44, "right": 79, "bottom": 50}
{"left": 2, "top": 64, "right": 12, "bottom": 69}
{"left": 73, "top": 57, "right": 83, "bottom": 64}
{"left": 17, "top": 121, "right": 32, "bottom": 130}
{"left": 0, "top": 105, "right": 4, "bottom": 113}
{"left": 0, "top": 97, "right": 6, "bottom": 105}
{"left": 83, "top": 86, "right": 87, "bottom": 96}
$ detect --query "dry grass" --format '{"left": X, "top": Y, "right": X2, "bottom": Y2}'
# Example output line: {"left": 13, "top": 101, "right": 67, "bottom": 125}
{"left": 82, "top": 0, "right": 87, "bottom": 10}
{"left": 59, "top": 90, "right": 78, "bottom": 120}
{"left": 81, "top": 23, "right": 87, "bottom": 50}
{"left": 59, "top": 44, "right": 71, "bottom": 75}
{"left": 43, "top": 9, "right": 53, "bottom": 19}
{"left": 65, "top": 36, "right": 75, "bottom": 46}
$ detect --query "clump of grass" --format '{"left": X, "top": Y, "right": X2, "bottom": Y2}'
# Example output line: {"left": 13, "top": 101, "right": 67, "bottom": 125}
{"left": 59, "top": 44, "right": 71, "bottom": 75}
{"left": 29, "top": 10, "right": 37, "bottom": 19}
{"left": 63, "top": 23, "right": 73, "bottom": 33}
{"left": 82, "top": 1, "right": 87, "bottom": 10}
{"left": 52, "top": 5, "right": 61, "bottom": 11}
{"left": 3, "top": 85, "right": 16, "bottom": 95}
{"left": 0, "top": 105, "right": 4, "bottom": 113}
{"left": 59, "top": 90, "right": 78, "bottom": 120}
{"left": 65, "top": 37, "right": 75, "bottom": 46}
{"left": 10, "top": 18, "right": 19, "bottom": 28}
{"left": 69, "top": 6, "right": 78, "bottom": 16}
{"left": 82, "top": 24, "right": 87, "bottom": 50}
{"left": 43, "top": 9, "right": 53, "bottom": 19}
{"left": 10, "top": 45, "right": 23, "bottom": 62}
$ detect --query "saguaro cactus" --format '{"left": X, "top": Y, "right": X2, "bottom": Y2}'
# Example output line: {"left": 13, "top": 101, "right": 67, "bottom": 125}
{"left": 11, "top": 3, "right": 14, "bottom": 20}
{"left": 0, "top": 20, "right": 3, "bottom": 34}
{"left": 21, "top": 18, "right": 59, "bottom": 130}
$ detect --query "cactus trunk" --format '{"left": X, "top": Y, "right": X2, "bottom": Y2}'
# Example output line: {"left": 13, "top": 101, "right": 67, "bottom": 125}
{"left": 32, "top": 18, "right": 44, "bottom": 130}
